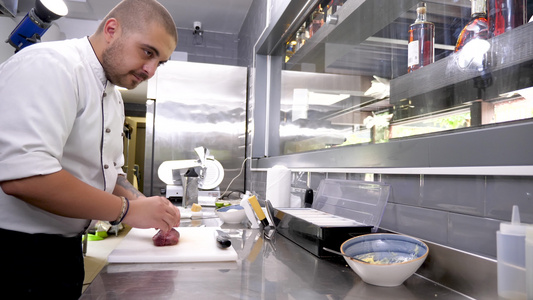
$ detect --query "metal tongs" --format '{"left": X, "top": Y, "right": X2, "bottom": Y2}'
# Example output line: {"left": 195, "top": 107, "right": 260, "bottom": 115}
{"left": 322, "top": 247, "right": 367, "bottom": 263}
{"left": 263, "top": 200, "right": 278, "bottom": 241}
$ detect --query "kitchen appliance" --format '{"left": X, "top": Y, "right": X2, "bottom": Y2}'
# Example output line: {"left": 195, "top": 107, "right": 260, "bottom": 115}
{"left": 158, "top": 146, "right": 224, "bottom": 205}
{"left": 269, "top": 179, "right": 390, "bottom": 257}
{"left": 143, "top": 61, "right": 247, "bottom": 201}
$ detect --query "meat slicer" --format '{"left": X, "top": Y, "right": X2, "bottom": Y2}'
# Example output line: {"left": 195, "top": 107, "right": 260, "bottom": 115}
{"left": 158, "top": 147, "right": 224, "bottom": 205}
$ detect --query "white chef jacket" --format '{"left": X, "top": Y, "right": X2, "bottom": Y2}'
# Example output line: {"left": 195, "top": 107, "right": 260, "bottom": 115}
{"left": 0, "top": 37, "right": 126, "bottom": 237}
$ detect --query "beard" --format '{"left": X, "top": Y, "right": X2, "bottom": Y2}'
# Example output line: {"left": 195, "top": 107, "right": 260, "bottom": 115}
{"left": 101, "top": 37, "right": 148, "bottom": 89}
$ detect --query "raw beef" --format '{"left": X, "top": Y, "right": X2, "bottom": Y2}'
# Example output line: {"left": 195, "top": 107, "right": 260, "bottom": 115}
{"left": 152, "top": 228, "right": 180, "bottom": 246}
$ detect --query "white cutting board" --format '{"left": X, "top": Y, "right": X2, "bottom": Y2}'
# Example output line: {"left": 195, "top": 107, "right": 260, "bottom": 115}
{"left": 107, "top": 227, "right": 238, "bottom": 263}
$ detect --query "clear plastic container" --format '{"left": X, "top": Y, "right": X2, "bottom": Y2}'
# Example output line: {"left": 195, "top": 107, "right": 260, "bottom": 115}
{"left": 312, "top": 179, "right": 390, "bottom": 232}
{"left": 271, "top": 179, "right": 390, "bottom": 257}
{"left": 497, "top": 205, "right": 527, "bottom": 300}
{"left": 526, "top": 226, "right": 533, "bottom": 300}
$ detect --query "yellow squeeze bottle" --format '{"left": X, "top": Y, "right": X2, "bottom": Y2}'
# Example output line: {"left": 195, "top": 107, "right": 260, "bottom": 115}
{"left": 247, "top": 195, "right": 269, "bottom": 227}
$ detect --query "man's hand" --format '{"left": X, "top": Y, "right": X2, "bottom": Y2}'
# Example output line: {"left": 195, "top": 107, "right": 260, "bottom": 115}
{"left": 122, "top": 196, "right": 180, "bottom": 232}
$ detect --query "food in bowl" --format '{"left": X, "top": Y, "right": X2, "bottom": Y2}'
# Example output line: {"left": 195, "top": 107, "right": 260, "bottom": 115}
{"left": 341, "top": 233, "right": 429, "bottom": 287}
{"left": 216, "top": 205, "right": 246, "bottom": 224}
{"left": 354, "top": 244, "right": 423, "bottom": 264}
{"left": 215, "top": 201, "right": 232, "bottom": 208}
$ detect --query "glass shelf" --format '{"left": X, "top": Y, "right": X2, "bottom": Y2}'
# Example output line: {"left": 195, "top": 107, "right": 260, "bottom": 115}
{"left": 271, "top": 0, "right": 533, "bottom": 155}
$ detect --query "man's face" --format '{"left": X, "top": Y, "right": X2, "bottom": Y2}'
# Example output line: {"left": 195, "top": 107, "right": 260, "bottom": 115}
{"left": 102, "top": 23, "right": 176, "bottom": 89}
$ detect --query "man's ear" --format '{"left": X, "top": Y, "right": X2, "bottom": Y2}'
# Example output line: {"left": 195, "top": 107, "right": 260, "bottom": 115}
{"left": 103, "top": 18, "right": 120, "bottom": 43}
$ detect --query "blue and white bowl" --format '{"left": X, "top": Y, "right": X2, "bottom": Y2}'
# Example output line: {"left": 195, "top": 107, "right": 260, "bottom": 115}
{"left": 216, "top": 205, "right": 246, "bottom": 224}
{"left": 341, "top": 233, "right": 429, "bottom": 287}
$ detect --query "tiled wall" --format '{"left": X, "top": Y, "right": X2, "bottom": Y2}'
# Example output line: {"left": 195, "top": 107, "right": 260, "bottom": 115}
{"left": 248, "top": 171, "right": 533, "bottom": 259}
{"left": 176, "top": 28, "right": 239, "bottom": 66}
{"left": 237, "top": 0, "right": 268, "bottom": 67}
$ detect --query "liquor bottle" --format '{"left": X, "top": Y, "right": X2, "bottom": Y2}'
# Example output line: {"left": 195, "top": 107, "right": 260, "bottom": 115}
{"left": 487, "top": 0, "right": 527, "bottom": 37}
{"left": 309, "top": 4, "right": 325, "bottom": 37}
{"left": 455, "top": 0, "right": 490, "bottom": 52}
{"left": 326, "top": 0, "right": 344, "bottom": 17}
{"left": 407, "top": 2, "right": 435, "bottom": 73}
{"left": 296, "top": 27, "right": 306, "bottom": 51}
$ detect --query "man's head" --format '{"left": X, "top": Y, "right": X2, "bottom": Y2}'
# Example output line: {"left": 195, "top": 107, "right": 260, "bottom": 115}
{"left": 90, "top": 0, "right": 178, "bottom": 89}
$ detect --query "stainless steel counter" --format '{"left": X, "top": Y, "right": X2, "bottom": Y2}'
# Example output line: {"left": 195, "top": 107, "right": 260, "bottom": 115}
{"left": 81, "top": 218, "right": 471, "bottom": 300}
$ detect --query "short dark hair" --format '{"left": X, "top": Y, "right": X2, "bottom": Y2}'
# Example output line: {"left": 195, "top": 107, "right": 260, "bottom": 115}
{"left": 96, "top": 0, "right": 177, "bottom": 44}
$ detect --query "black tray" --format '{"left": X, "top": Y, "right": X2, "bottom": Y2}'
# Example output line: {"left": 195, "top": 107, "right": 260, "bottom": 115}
{"left": 270, "top": 207, "right": 373, "bottom": 258}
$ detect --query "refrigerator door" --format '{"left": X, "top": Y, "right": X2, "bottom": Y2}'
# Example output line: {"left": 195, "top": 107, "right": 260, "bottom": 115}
{"left": 144, "top": 61, "right": 247, "bottom": 198}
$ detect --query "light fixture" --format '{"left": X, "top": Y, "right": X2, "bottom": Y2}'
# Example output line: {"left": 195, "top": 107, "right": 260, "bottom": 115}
{"left": 6, "top": 0, "right": 68, "bottom": 53}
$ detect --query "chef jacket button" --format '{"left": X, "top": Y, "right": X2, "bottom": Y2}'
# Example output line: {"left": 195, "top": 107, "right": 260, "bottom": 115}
{"left": 113, "top": 162, "right": 117, "bottom": 166}
{"left": 121, "top": 132, "right": 125, "bottom": 137}
{"left": 105, "top": 128, "right": 111, "bottom": 133}
{"left": 104, "top": 164, "right": 109, "bottom": 169}
{"left": 103, "top": 92, "right": 107, "bottom": 97}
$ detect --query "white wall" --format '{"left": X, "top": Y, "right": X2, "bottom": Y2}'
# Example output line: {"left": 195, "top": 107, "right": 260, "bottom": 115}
{"left": 0, "top": 16, "right": 17, "bottom": 62}
{"left": 53, "top": 17, "right": 99, "bottom": 39}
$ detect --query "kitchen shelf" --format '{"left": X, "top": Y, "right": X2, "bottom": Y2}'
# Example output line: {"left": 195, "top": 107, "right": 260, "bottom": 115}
{"left": 282, "top": 0, "right": 533, "bottom": 125}
{"left": 285, "top": 0, "right": 420, "bottom": 73}
{"left": 390, "top": 21, "right": 533, "bottom": 105}
{"left": 257, "top": 0, "right": 533, "bottom": 160}
{"left": 284, "top": 0, "right": 471, "bottom": 77}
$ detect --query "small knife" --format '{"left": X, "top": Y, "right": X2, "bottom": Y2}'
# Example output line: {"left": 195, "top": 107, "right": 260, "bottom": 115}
{"left": 214, "top": 230, "right": 231, "bottom": 249}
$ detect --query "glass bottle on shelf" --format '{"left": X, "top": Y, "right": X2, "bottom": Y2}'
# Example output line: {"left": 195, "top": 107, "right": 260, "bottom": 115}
{"left": 487, "top": 0, "right": 527, "bottom": 38}
{"left": 455, "top": 0, "right": 490, "bottom": 52}
{"left": 309, "top": 4, "right": 325, "bottom": 37}
{"left": 326, "top": 0, "right": 344, "bottom": 18}
{"left": 407, "top": 2, "right": 435, "bottom": 73}
{"left": 285, "top": 39, "right": 296, "bottom": 62}
{"left": 296, "top": 28, "right": 306, "bottom": 51}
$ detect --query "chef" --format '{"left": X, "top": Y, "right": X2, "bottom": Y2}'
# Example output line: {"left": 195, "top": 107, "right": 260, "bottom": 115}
{"left": 0, "top": 0, "right": 180, "bottom": 298}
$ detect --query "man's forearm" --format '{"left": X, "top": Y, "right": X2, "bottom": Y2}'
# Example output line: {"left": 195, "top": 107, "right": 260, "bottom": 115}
{"left": 113, "top": 175, "right": 144, "bottom": 200}
{"left": 0, "top": 169, "right": 122, "bottom": 221}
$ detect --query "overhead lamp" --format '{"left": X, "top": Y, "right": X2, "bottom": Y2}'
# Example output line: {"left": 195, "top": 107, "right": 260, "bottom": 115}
{"left": 6, "top": 0, "right": 68, "bottom": 53}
